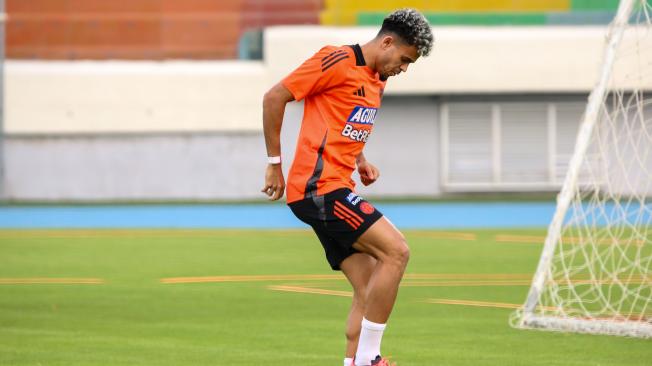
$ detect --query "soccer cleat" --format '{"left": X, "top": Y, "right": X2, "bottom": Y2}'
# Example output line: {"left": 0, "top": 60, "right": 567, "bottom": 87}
{"left": 351, "top": 355, "right": 395, "bottom": 366}
{"left": 370, "top": 355, "right": 395, "bottom": 366}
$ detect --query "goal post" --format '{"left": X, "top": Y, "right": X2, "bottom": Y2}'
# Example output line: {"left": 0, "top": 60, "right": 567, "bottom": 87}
{"left": 510, "top": 0, "right": 652, "bottom": 338}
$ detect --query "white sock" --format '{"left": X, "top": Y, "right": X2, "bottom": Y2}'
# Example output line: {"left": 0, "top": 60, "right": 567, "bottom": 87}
{"left": 354, "top": 317, "right": 386, "bottom": 366}
{"left": 344, "top": 357, "right": 354, "bottom": 366}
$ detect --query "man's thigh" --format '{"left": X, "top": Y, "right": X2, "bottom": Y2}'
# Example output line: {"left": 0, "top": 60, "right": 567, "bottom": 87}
{"left": 352, "top": 217, "right": 407, "bottom": 260}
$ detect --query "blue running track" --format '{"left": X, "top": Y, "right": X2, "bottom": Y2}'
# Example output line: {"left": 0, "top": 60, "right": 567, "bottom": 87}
{"left": 0, "top": 202, "right": 558, "bottom": 229}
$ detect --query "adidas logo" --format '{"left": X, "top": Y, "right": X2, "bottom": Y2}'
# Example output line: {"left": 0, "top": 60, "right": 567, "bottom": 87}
{"left": 353, "top": 86, "right": 366, "bottom": 97}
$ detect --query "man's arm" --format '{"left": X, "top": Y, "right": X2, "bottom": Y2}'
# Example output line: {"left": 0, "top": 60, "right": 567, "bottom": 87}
{"left": 356, "top": 151, "right": 368, "bottom": 166}
{"left": 356, "top": 151, "right": 380, "bottom": 186}
{"left": 261, "top": 82, "right": 295, "bottom": 201}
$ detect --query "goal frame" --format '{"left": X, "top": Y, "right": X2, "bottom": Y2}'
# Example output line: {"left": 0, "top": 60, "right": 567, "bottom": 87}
{"left": 513, "top": 0, "right": 652, "bottom": 338}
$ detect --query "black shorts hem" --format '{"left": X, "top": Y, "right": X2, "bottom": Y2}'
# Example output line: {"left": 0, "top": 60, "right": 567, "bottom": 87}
{"left": 288, "top": 187, "right": 384, "bottom": 271}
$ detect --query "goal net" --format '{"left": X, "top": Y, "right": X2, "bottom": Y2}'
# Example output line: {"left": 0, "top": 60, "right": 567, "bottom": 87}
{"left": 510, "top": 0, "right": 652, "bottom": 338}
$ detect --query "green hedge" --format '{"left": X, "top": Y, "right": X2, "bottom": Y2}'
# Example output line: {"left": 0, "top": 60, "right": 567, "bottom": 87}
{"left": 357, "top": 11, "right": 616, "bottom": 26}
{"left": 571, "top": 0, "right": 619, "bottom": 11}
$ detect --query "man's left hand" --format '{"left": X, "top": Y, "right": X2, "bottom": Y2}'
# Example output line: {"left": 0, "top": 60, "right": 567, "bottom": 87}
{"left": 357, "top": 161, "right": 380, "bottom": 186}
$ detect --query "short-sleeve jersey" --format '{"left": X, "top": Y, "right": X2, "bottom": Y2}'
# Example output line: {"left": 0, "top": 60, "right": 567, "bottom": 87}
{"left": 283, "top": 44, "right": 386, "bottom": 203}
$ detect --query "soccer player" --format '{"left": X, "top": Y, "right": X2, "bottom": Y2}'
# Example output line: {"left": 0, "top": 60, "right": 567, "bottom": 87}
{"left": 261, "top": 9, "right": 433, "bottom": 366}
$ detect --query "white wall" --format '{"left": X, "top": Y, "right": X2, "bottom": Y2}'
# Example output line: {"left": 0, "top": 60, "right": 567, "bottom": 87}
{"left": 7, "top": 25, "right": 651, "bottom": 135}
{"left": 4, "top": 25, "right": 650, "bottom": 200}
{"left": 280, "top": 97, "right": 441, "bottom": 198}
{"left": 5, "top": 133, "right": 268, "bottom": 200}
{"left": 6, "top": 61, "right": 267, "bottom": 134}
{"left": 4, "top": 96, "right": 441, "bottom": 201}
{"left": 265, "top": 26, "right": 650, "bottom": 95}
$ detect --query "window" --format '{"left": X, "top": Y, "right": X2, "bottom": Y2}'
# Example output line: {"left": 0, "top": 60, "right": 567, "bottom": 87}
{"left": 441, "top": 97, "right": 583, "bottom": 191}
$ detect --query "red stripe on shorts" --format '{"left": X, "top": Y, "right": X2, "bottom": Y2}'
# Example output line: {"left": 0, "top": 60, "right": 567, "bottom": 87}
{"left": 333, "top": 209, "right": 361, "bottom": 229}
{"left": 333, "top": 204, "right": 363, "bottom": 227}
{"left": 334, "top": 201, "right": 364, "bottom": 224}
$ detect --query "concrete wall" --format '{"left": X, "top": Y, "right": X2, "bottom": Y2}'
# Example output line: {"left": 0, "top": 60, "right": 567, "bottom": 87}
{"left": 5, "top": 133, "right": 266, "bottom": 200}
{"left": 266, "top": 26, "right": 606, "bottom": 94}
{"left": 5, "top": 25, "right": 650, "bottom": 201}
{"left": 281, "top": 96, "right": 441, "bottom": 200}
{"left": 266, "top": 26, "right": 650, "bottom": 95}
{"left": 6, "top": 61, "right": 267, "bottom": 134}
{"left": 5, "top": 96, "right": 441, "bottom": 201}
{"left": 9, "top": 25, "right": 648, "bottom": 135}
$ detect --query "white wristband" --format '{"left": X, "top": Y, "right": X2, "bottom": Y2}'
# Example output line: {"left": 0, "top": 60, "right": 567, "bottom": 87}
{"left": 267, "top": 156, "right": 282, "bottom": 164}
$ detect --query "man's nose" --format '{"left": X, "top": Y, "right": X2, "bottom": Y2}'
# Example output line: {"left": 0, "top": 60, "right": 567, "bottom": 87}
{"left": 400, "top": 63, "right": 409, "bottom": 72}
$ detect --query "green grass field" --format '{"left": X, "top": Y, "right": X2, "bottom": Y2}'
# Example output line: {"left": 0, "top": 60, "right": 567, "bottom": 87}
{"left": 0, "top": 229, "right": 650, "bottom": 366}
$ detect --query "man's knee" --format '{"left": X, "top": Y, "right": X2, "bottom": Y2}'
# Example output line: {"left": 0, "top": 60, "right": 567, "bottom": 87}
{"left": 396, "top": 239, "right": 410, "bottom": 267}
{"left": 386, "top": 234, "right": 410, "bottom": 269}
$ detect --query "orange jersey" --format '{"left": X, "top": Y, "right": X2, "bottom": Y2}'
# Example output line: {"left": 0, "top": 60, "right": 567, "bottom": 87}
{"left": 283, "top": 44, "right": 386, "bottom": 203}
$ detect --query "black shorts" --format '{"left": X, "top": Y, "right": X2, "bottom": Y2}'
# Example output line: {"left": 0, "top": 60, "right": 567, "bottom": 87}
{"left": 288, "top": 188, "right": 384, "bottom": 271}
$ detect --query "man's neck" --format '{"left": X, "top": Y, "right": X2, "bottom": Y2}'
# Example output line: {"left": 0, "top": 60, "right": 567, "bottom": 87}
{"left": 360, "top": 41, "right": 377, "bottom": 73}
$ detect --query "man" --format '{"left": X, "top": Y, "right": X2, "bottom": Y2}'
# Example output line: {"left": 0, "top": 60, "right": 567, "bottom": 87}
{"left": 261, "top": 8, "right": 433, "bottom": 366}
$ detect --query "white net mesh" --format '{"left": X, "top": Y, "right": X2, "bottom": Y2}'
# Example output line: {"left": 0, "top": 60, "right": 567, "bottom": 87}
{"left": 511, "top": 0, "right": 652, "bottom": 338}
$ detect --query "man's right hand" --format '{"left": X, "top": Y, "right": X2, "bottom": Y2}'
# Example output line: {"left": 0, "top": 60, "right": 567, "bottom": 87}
{"left": 261, "top": 164, "right": 286, "bottom": 201}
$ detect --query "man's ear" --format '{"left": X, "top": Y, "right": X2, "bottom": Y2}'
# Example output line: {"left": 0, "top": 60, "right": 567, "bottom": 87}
{"left": 380, "top": 35, "right": 394, "bottom": 50}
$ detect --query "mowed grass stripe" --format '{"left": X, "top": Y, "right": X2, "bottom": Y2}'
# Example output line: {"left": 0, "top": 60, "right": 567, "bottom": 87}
{"left": 402, "top": 280, "right": 532, "bottom": 287}
{"left": 0, "top": 228, "right": 314, "bottom": 239}
{"left": 0, "top": 229, "right": 481, "bottom": 241}
{"left": 425, "top": 298, "right": 524, "bottom": 310}
{"left": 0, "top": 278, "right": 105, "bottom": 284}
{"left": 495, "top": 234, "right": 648, "bottom": 246}
{"left": 406, "top": 231, "right": 477, "bottom": 241}
{"left": 424, "top": 298, "right": 557, "bottom": 312}
{"left": 166, "top": 273, "right": 646, "bottom": 285}
{"left": 160, "top": 273, "right": 534, "bottom": 284}
{"left": 268, "top": 286, "right": 652, "bottom": 318}
{"left": 268, "top": 285, "right": 353, "bottom": 297}
{"left": 406, "top": 277, "right": 650, "bottom": 287}
{"left": 161, "top": 274, "right": 346, "bottom": 283}
{"left": 3, "top": 228, "right": 651, "bottom": 366}
{"left": 264, "top": 287, "right": 551, "bottom": 314}
{"left": 12, "top": 229, "right": 627, "bottom": 245}
{"left": 424, "top": 299, "right": 558, "bottom": 312}
{"left": 404, "top": 273, "right": 532, "bottom": 279}
{"left": 425, "top": 300, "right": 652, "bottom": 319}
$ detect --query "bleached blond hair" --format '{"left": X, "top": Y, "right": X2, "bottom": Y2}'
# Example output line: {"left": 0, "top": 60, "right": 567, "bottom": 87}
{"left": 379, "top": 8, "right": 434, "bottom": 57}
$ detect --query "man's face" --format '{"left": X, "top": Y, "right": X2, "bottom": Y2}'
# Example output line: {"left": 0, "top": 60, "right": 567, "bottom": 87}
{"left": 376, "top": 35, "right": 419, "bottom": 81}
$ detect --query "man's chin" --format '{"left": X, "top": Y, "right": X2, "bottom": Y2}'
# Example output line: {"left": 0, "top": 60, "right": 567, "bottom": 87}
{"left": 379, "top": 74, "right": 389, "bottom": 81}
